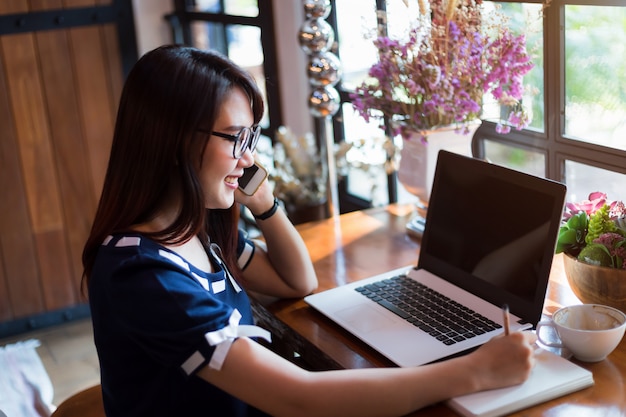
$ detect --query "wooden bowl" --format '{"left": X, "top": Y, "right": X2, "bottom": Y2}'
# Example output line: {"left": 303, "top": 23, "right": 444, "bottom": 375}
{"left": 563, "top": 253, "right": 626, "bottom": 314}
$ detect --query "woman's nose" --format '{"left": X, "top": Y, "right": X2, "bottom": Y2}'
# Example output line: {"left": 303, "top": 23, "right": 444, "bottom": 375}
{"left": 239, "top": 147, "right": 255, "bottom": 167}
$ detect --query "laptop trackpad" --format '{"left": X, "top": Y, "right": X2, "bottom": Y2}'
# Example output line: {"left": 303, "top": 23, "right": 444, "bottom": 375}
{"left": 336, "top": 304, "right": 395, "bottom": 333}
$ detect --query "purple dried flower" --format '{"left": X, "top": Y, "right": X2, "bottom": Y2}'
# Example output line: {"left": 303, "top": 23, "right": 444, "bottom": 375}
{"left": 593, "top": 233, "right": 625, "bottom": 250}
{"left": 351, "top": 1, "right": 534, "bottom": 138}
{"left": 495, "top": 123, "right": 511, "bottom": 134}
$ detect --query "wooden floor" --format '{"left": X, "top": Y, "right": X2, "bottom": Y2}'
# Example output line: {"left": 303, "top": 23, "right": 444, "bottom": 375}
{"left": 0, "top": 318, "right": 100, "bottom": 406}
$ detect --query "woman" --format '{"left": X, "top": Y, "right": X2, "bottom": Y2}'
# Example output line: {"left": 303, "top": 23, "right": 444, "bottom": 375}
{"left": 83, "top": 45, "right": 536, "bottom": 417}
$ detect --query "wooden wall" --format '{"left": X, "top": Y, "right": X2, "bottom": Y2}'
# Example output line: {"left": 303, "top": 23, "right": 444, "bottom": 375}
{"left": 0, "top": 0, "right": 129, "bottom": 333}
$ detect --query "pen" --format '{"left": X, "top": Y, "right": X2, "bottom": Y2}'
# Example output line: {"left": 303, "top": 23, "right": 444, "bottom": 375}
{"left": 502, "top": 304, "right": 511, "bottom": 336}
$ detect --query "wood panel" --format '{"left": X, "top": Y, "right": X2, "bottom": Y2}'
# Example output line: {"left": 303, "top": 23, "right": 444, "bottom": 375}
{"left": 101, "top": 24, "right": 123, "bottom": 120}
{"left": 70, "top": 24, "right": 116, "bottom": 199}
{"left": 2, "top": 31, "right": 75, "bottom": 312}
{"left": 30, "top": 0, "right": 65, "bottom": 11}
{"left": 2, "top": 0, "right": 27, "bottom": 13}
{"left": 0, "top": 251, "right": 8, "bottom": 321}
{"left": 37, "top": 27, "right": 95, "bottom": 304}
{"left": 0, "top": 0, "right": 126, "bottom": 325}
{"left": 0, "top": 44, "right": 43, "bottom": 320}
{"left": 0, "top": 35, "right": 48, "bottom": 315}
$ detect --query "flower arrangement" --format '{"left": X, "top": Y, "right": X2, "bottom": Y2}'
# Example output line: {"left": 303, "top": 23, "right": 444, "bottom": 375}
{"left": 350, "top": 0, "right": 536, "bottom": 141}
{"left": 556, "top": 192, "right": 626, "bottom": 269}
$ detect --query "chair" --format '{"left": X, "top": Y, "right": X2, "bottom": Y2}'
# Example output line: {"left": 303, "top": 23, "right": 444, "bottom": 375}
{"left": 51, "top": 385, "right": 105, "bottom": 417}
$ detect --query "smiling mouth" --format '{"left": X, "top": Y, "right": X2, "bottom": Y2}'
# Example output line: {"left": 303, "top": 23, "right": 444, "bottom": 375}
{"left": 225, "top": 176, "right": 238, "bottom": 185}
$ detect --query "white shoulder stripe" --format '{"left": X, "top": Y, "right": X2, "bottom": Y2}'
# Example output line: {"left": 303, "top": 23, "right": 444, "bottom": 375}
{"left": 191, "top": 273, "right": 210, "bottom": 291}
{"left": 158, "top": 249, "right": 190, "bottom": 271}
{"left": 115, "top": 236, "right": 141, "bottom": 247}
{"left": 211, "top": 279, "right": 226, "bottom": 294}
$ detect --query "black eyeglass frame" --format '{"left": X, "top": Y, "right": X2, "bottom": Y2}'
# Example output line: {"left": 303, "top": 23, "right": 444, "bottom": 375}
{"left": 198, "top": 125, "right": 261, "bottom": 159}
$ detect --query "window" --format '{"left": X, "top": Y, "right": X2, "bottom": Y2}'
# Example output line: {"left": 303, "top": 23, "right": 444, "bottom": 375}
{"left": 332, "top": 0, "right": 626, "bottom": 208}
{"left": 168, "top": 0, "right": 283, "bottom": 160}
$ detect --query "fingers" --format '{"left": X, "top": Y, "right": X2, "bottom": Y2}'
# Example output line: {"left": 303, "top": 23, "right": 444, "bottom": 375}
{"left": 500, "top": 331, "right": 536, "bottom": 361}
{"left": 521, "top": 330, "right": 538, "bottom": 345}
{"left": 512, "top": 334, "right": 536, "bottom": 380}
{"left": 236, "top": 181, "right": 274, "bottom": 211}
{"left": 502, "top": 332, "right": 536, "bottom": 383}
{"left": 471, "top": 331, "right": 537, "bottom": 390}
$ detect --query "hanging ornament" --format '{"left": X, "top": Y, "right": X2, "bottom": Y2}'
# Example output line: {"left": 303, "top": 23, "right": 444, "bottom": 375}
{"left": 298, "top": 18, "right": 334, "bottom": 54}
{"left": 298, "top": 0, "right": 342, "bottom": 217}
{"left": 307, "top": 52, "right": 342, "bottom": 87}
{"left": 303, "top": 0, "right": 331, "bottom": 19}
{"left": 308, "top": 86, "right": 340, "bottom": 118}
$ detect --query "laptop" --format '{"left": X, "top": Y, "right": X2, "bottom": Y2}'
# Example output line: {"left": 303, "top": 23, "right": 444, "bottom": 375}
{"left": 304, "top": 150, "right": 567, "bottom": 367}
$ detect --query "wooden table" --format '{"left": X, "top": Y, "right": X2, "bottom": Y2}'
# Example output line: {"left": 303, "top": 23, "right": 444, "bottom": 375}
{"left": 252, "top": 204, "right": 626, "bottom": 416}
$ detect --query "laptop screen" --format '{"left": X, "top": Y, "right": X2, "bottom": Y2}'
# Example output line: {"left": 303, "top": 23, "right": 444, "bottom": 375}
{"left": 418, "top": 151, "right": 567, "bottom": 325}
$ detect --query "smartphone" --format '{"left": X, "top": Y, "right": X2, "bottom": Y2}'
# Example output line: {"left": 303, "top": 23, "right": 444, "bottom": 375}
{"left": 238, "top": 161, "right": 268, "bottom": 196}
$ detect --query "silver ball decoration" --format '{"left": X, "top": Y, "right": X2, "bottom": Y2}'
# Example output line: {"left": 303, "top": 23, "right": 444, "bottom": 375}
{"left": 308, "top": 86, "right": 340, "bottom": 118}
{"left": 299, "top": 0, "right": 341, "bottom": 217}
{"left": 303, "top": 0, "right": 331, "bottom": 19}
{"left": 308, "top": 52, "right": 342, "bottom": 87}
{"left": 298, "top": 18, "right": 334, "bottom": 55}
{"left": 299, "top": 0, "right": 341, "bottom": 118}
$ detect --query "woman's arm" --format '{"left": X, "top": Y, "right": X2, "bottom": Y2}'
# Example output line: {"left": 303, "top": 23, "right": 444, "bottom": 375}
{"left": 236, "top": 182, "right": 318, "bottom": 298}
{"left": 197, "top": 331, "right": 536, "bottom": 417}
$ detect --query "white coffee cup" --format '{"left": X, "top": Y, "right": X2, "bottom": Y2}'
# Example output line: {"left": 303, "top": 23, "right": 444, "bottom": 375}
{"left": 536, "top": 304, "right": 626, "bottom": 362}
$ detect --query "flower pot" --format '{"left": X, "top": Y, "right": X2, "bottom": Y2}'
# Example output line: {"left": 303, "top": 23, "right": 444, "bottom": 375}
{"left": 563, "top": 253, "right": 626, "bottom": 314}
{"left": 397, "top": 121, "right": 481, "bottom": 204}
{"left": 397, "top": 121, "right": 481, "bottom": 236}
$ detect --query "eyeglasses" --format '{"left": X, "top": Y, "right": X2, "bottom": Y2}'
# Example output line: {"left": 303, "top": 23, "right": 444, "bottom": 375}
{"left": 199, "top": 126, "right": 261, "bottom": 159}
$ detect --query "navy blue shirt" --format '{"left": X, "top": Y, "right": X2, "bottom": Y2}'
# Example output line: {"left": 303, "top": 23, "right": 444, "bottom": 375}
{"left": 89, "top": 232, "right": 269, "bottom": 417}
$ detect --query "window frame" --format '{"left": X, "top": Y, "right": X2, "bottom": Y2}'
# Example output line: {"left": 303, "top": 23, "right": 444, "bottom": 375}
{"left": 331, "top": 0, "right": 626, "bottom": 209}
{"left": 167, "top": 0, "right": 284, "bottom": 140}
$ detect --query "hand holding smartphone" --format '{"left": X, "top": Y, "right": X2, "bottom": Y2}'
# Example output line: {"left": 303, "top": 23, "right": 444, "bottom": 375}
{"left": 238, "top": 161, "right": 268, "bottom": 196}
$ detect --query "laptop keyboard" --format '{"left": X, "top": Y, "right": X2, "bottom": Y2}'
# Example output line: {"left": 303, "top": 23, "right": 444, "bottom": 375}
{"left": 354, "top": 275, "right": 502, "bottom": 345}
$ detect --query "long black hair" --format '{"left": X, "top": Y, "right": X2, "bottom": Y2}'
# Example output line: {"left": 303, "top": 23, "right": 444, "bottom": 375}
{"left": 82, "top": 45, "right": 264, "bottom": 285}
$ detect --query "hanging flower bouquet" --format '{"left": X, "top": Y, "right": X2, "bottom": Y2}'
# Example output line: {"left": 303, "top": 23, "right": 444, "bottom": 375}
{"left": 350, "top": 0, "right": 536, "bottom": 141}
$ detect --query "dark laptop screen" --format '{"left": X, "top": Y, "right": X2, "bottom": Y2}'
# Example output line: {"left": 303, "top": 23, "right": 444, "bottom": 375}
{"left": 418, "top": 151, "right": 566, "bottom": 325}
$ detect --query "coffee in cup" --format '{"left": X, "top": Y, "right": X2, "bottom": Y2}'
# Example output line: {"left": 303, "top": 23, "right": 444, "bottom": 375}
{"left": 536, "top": 304, "right": 626, "bottom": 362}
